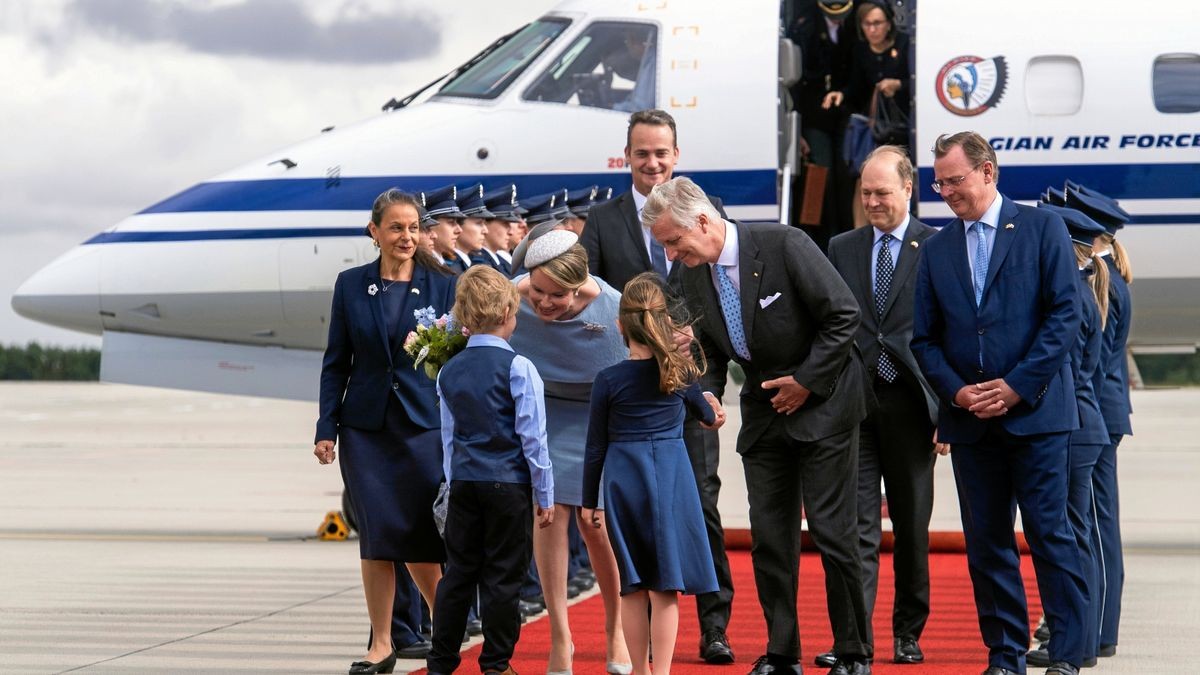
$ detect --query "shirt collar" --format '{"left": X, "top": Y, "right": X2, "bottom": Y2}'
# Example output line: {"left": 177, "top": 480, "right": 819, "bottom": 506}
{"left": 631, "top": 184, "right": 648, "bottom": 216}
{"left": 873, "top": 214, "right": 910, "bottom": 245}
{"left": 714, "top": 219, "right": 739, "bottom": 268}
{"left": 963, "top": 193, "right": 1003, "bottom": 232}
{"left": 466, "top": 333, "right": 513, "bottom": 351}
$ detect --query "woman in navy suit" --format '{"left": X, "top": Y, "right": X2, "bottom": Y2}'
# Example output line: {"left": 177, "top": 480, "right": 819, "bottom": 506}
{"left": 314, "top": 189, "right": 457, "bottom": 674}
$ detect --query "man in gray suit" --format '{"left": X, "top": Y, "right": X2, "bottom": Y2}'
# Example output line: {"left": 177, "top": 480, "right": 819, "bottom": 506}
{"left": 582, "top": 109, "right": 736, "bottom": 664}
{"left": 645, "top": 177, "right": 873, "bottom": 675}
{"left": 825, "top": 146, "right": 946, "bottom": 668}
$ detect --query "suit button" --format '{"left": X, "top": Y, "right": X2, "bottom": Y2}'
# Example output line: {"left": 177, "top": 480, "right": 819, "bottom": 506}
{"left": 877, "top": 333, "right": 884, "bottom": 340}
{"left": 977, "top": 328, "right": 985, "bottom": 335}
{"left": 392, "top": 382, "right": 399, "bottom": 390}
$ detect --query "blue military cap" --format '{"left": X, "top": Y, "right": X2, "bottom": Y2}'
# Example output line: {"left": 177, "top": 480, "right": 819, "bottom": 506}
{"left": 1038, "top": 203, "right": 1106, "bottom": 247}
{"left": 1040, "top": 186, "right": 1066, "bottom": 206}
{"left": 566, "top": 186, "right": 599, "bottom": 218}
{"left": 521, "top": 189, "right": 571, "bottom": 225}
{"left": 483, "top": 184, "right": 523, "bottom": 223}
{"left": 595, "top": 186, "right": 614, "bottom": 203}
{"left": 456, "top": 182, "right": 495, "bottom": 219}
{"left": 1065, "top": 180, "right": 1133, "bottom": 222}
{"left": 420, "top": 184, "right": 466, "bottom": 221}
{"left": 1064, "top": 185, "right": 1128, "bottom": 235}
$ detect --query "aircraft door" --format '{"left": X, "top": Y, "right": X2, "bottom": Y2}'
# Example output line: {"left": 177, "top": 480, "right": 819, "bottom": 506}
{"left": 779, "top": 36, "right": 802, "bottom": 224}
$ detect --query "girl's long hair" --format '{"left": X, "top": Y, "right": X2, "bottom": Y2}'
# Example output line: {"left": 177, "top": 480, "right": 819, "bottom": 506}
{"left": 1100, "top": 233, "right": 1133, "bottom": 284}
{"left": 619, "top": 273, "right": 704, "bottom": 394}
{"left": 1074, "top": 241, "right": 1110, "bottom": 330}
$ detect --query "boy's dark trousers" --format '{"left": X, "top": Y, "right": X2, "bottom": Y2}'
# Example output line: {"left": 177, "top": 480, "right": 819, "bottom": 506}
{"left": 428, "top": 480, "right": 533, "bottom": 673}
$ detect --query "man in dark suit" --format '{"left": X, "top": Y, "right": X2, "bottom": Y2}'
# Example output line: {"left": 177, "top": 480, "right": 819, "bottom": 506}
{"left": 581, "top": 109, "right": 736, "bottom": 665}
{"left": 646, "top": 176, "right": 873, "bottom": 675}
{"left": 911, "top": 132, "right": 1088, "bottom": 675}
{"left": 826, "top": 146, "right": 942, "bottom": 668}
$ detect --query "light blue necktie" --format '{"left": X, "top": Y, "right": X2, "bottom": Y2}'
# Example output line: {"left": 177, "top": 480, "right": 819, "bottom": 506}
{"left": 649, "top": 237, "right": 668, "bottom": 278}
{"left": 972, "top": 221, "right": 989, "bottom": 306}
{"left": 715, "top": 265, "right": 750, "bottom": 360}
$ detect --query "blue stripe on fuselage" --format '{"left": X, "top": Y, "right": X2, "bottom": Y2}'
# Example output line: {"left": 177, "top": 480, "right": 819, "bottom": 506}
{"left": 139, "top": 169, "right": 778, "bottom": 214}
{"left": 917, "top": 162, "right": 1200, "bottom": 203}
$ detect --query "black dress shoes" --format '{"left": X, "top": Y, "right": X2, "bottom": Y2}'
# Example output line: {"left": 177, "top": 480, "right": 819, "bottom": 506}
{"left": 1098, "top": 644, "right": 1116, "bottom": 657}
{"left": 394, "top": 639, "right": 432, "bottom": 659}
{"left": 348, "top": 651, "right": 397, "bottom": 674}
{"left": 981, "top": 668, "right": 1017, "bottom": 675}
{"left": 748, "top": 654, "right": 803, "bottom": 674}
{"left": 699, "top": 630, "right": 735, "bottom": 664}
{"left": 1026, "top": 644, "right": 1051, "bottom": 667}
{"left": 813, "top": 651, "right": 837, "bottom": 668}
{"left": 893, "top": 637, "right": 923, "bottom": 664}
{"left": 1045, "top": 662, "right": 1080, "bottom": 675}
{"left": 466, "top": 618, "right": 483, "bottom": 636}
{"left": 829, "top": 658, "right": 870, "bottom": 675}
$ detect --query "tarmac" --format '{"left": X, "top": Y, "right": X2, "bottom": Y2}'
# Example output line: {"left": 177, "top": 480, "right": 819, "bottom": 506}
{"left": 0, "top": 382, "right": 1197, "bottom": 673}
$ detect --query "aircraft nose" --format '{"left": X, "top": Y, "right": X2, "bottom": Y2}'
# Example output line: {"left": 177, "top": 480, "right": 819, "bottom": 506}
{"left": 11, "top": 244, "right": 105, "bottom": 335}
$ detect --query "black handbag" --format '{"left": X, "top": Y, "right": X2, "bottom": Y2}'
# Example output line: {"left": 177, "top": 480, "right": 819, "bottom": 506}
{"left": 872, "top": 89, "right": 909, "bottom": 145}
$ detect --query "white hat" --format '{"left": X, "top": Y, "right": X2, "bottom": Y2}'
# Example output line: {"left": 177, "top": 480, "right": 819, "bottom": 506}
{"left": 523, "top": 229, "right": 579, "bottom": 269}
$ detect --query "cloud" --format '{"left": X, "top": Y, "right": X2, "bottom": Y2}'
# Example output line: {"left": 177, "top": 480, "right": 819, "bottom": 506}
{"left": 66, "top": 0, "right": 441, "bottom": 64}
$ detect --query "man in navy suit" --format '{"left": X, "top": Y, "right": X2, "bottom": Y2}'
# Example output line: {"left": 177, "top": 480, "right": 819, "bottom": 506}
{"left": 911, "top": 132, "right": 1088, "bottom": 675}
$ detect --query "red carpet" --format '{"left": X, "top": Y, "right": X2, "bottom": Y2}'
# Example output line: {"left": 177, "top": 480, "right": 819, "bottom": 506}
{"left": 421, "top": 552, "right": 1042, "bottom": 674}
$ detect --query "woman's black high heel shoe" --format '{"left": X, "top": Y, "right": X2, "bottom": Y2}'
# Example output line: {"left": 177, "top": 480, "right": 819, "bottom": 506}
{"left": 349, "top": 651, "right": 397, "bottom": 674}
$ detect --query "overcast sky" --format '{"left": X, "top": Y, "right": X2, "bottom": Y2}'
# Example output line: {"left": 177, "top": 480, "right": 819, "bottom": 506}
{"left": 1, "top": 0, "right": 558, "bottom": 348}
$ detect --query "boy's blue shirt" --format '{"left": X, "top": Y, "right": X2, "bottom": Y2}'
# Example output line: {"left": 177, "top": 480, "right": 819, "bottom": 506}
{"left": 437, "top": 333, "right": 554, "bottom": 508}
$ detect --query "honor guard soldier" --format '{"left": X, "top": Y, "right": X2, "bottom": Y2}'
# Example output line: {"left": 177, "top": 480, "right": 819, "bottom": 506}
{"left": 421, "top": 184, "right": 470, "bottom": 274}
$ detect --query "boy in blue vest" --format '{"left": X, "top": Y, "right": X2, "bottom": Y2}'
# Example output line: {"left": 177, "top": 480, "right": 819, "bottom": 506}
{"left": 427, "top": 265, "right": 555, "bottom": 675}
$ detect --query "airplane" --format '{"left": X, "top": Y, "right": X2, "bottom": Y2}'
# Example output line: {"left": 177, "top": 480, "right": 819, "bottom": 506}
{"left": 12, "top": 0, "right": 1199, "bottom": 401}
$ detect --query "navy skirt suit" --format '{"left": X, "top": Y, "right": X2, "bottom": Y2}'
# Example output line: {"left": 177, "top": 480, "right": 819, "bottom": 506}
{"left": 316, "top": 258, "right": 457, "bottom": 562}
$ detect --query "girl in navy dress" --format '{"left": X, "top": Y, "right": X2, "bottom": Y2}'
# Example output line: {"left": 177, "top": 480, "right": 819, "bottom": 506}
{"left": 581, "top": 273, "right": 727, "bottom": 675}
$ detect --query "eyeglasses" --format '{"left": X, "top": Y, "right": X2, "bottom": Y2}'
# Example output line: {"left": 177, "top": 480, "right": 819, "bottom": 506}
{"left": 931, "top": 164, "right": 982, "bottom": 194}
{"left": 861, "top": 20, "right": 889, "bottom": 30}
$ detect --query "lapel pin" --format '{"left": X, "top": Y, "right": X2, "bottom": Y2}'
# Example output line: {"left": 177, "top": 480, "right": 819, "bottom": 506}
{"left": 367, "top": 284, "right": 378, "bottom": 296}
{"left": 411, "top": 287, "right": 420, "bottom": 295}
{"left": 753, "top": 272, "right": 759, "bottom": 277}
{"left": 1005, "top": 223, "right": 1014, "bottom": 229}
{"left": 910, "top": 241, "right": 919, "bottom": 248}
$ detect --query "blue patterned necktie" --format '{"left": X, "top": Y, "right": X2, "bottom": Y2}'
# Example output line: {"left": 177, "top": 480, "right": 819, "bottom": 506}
{"left": 649, "top": 237, "right": 669, "bottom": 278}
{"left": 874, "top": 233, "right": 898, "bottom": 382}
{"left": 972, "top": 221, "right": 989, "bottom": 306}
{"left": 715, "top": 264, "right": 750, "bottom": 360}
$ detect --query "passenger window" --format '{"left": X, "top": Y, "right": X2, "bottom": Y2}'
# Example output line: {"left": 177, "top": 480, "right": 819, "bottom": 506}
{"left": 1024, "top": 56, "right": 1083, "bottom": 115}
{"left": 524, "top": 22, "right": 657, "bottom": 112}
{"left": 1153, "top": 54, "right": 1200, "bottom": 113}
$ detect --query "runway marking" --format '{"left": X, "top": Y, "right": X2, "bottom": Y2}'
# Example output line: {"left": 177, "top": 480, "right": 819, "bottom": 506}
{"left": 55, "top": 584, "right": 362, "bottom": 674}
{"left": 0, "top": 531, "right": 277, "bottom": 543}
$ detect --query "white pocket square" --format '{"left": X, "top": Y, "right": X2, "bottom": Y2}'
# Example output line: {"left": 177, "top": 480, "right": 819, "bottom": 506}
{"left": 759, "top": 292, "right": 782, "bottom": 309}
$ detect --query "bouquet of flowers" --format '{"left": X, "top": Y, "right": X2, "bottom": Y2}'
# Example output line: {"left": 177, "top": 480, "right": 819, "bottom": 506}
{"left": 403, "top": 306, "right": 468, "bottom": 380}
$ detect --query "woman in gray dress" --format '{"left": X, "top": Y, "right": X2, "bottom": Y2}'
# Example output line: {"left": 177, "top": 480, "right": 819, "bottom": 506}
{"left": 510, "top": 230, "right": 632, "bottom": 675}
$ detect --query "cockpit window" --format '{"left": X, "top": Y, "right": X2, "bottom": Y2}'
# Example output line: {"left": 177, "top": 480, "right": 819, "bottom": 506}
{"left": 523, "top": 21, "right": 658, "bottom": 112}
{"left": 438, "top": 18, "right": 571, "bottom": 99}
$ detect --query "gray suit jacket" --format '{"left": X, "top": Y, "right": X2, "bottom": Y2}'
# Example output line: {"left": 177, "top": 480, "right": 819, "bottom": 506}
{"left": 681, "top": 221, "right": 870, "bottom": 450}
{"left": 827, "top": 218, "right": 939, "bottom": 425}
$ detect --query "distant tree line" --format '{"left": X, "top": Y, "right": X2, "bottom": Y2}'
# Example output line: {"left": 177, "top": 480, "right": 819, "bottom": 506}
{"left": 0, "top": 343, "right": 100, "bottom": 380}
{"left": 0, "top": 342, "right": 1195, "bottom": 385}
{"left": 1136, "top": 352, "right": 1200, "bottom": 387}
